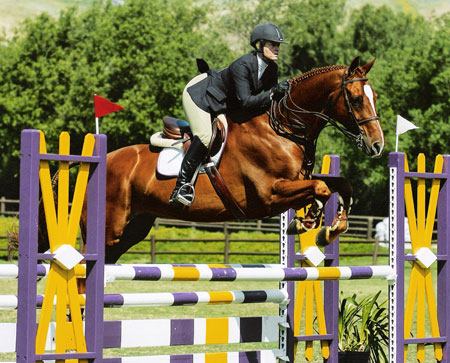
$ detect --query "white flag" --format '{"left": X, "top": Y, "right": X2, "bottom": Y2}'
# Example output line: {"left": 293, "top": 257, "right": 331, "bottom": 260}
{"left": 395, "top": 115, "right": 418, "bottom": 152}
{"left": 396, "top": 115, "right": 418, "bottom": 136}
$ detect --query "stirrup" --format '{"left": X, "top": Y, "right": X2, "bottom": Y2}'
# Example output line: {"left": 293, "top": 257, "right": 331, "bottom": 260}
{"left": 172, "top": 183, "right": 196, "bottom": 207}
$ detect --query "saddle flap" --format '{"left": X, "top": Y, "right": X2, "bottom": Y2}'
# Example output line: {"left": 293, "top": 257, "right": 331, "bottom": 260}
{"left": 154, "top": 115, "right": 228, "bottom": 177}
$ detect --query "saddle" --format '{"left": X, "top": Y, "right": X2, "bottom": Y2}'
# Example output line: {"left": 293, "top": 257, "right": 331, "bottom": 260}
{"left": 150, "top": 115, "right": 227, "bottom": 156}
{"left": 149, "top": 115, "right": 245, "bottom": 219}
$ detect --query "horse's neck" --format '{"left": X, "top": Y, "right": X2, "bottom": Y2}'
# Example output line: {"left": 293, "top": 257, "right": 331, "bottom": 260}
{"left": 227, "top": 116, "right": 304, "bottom": 175}
{"left": 283, "top": 69, "right": 343, "bottom": 140}
{"left": 291, "top": 70, "right": 343, "bottom": 112}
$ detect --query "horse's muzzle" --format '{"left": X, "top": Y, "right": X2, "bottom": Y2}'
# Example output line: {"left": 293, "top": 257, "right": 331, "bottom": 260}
{"left": 370, "top": 140, "right": 384, "bottom": 158}
{"left": 361, "top": 134, "right": 384, "bottom": 158}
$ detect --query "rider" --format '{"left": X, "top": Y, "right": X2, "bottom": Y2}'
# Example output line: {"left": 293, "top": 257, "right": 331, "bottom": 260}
{"left": 169, "top": 22, "right": 289, "bottom": 207}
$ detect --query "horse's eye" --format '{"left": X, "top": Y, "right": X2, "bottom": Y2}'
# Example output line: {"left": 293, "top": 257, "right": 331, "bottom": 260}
{"left": 351, "top": 96, "right": 363, "bottom": 108}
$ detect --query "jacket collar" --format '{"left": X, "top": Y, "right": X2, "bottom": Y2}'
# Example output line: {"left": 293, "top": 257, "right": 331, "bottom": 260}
{"left": 251, "top": 51, "right": 276, "bottom": 87}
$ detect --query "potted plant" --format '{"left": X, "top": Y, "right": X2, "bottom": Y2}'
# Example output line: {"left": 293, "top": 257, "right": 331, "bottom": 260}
{"left": 338, "top": 291, "right": 389, "bottom": 362}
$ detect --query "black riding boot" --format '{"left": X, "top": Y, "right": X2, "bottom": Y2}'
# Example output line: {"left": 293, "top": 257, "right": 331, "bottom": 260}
{"left": 169, "top": 136, "right": 209, "bottom": 207}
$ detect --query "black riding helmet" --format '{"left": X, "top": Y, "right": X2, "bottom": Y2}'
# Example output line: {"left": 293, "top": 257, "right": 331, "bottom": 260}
{"left": 250, "top": 23, "right": 285, "bottom": 49}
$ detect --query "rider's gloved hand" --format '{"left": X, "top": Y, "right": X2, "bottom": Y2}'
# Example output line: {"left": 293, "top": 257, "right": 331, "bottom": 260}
{"left": 271, "top": 80, "right": 289, "bottom": 102}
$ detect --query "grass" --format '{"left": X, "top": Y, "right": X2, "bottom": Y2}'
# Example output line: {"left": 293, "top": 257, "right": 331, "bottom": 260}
{"left": 0, "top": 216, "right": 443, "bottom": 362}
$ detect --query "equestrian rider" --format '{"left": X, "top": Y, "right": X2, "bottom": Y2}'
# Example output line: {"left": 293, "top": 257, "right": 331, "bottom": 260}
{"left": 169, "top": 22, "right": 289, "bottom": 207}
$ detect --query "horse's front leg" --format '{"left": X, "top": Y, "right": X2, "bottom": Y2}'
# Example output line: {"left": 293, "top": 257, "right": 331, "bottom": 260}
{"left": 312, "top": 175, "right": 353, "bottom": 246}
{"left": 271, "top": 178, "right": 332, "bottom": 227}
{"left": 271, "top": 178, "right": 332, "bottom": 207}
{"left": 272, "top": 177, "right": 353, "bottom": 246}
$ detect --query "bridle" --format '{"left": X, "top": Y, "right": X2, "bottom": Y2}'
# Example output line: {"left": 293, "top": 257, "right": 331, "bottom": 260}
{"left": 341, "top": 74, "right": 380, "bottom": 128}
{"left": 268, "top": 70, "right": 380, "bottom": 158}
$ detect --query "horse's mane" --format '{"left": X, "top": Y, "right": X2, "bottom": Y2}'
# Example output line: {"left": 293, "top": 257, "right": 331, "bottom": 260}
{"left": 290, "top": 65, "right": 347, "bottom": 85}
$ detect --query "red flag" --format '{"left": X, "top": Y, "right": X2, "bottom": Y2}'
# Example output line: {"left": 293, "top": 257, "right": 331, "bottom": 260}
{"left": 94, "top": 95, "right": 124, "bottom": 118}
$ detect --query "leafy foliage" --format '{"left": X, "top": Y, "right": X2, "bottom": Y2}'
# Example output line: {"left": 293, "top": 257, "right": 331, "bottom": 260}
{"left": 338, "top": 291, "right": 389, "bottom": 362}
{"left": 0, "top": 0, "right": 232, "bottom": 197}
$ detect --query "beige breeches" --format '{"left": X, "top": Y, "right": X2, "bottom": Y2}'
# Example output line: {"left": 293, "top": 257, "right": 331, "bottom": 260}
{"left": 182, "top": 73, "right": 212, "bottom": 147}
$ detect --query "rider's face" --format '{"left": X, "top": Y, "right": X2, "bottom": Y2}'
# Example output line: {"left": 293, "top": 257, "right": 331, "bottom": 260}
{"left": 263, "top": 41, "right": 280, "bottom": 62}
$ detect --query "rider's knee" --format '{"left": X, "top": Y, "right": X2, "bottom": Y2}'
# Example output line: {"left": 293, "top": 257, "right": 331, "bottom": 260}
{"left": 196, "top": 132, "right": 212, "bottom": 147}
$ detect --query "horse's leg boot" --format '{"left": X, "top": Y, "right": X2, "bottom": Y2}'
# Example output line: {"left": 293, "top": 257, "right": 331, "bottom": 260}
{"left": 286, "top": 216, "right": 318, "bottom": 235}
{"left": 169, "top": 136, "right": 208, "bottom": 207}
{"left": 286, "top": 200, "right": 324, "bottom": 235}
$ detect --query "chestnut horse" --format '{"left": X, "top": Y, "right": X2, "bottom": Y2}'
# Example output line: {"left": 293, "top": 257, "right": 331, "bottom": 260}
{"left": 39, "top": 57, "right": 384, "bottom": 263}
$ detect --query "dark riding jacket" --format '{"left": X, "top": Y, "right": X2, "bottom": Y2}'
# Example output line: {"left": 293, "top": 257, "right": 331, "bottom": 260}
{"left": 187, "top": 51, "right": 278, "bottom": 122}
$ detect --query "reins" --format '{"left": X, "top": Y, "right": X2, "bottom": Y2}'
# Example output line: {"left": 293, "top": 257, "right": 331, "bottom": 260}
{"left": 268, "top": 68, "right": 379, "bottom": 165}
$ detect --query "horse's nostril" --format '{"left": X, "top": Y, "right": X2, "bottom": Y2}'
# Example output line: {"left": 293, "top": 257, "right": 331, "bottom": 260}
{"left": 372, "top": 141, "right": 383, "bottom": 156}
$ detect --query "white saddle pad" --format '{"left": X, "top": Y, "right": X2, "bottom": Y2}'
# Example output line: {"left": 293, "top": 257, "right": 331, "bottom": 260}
{"left": 157, "top": 130, "right": 229, "bottom": 178}
{"left": 154, "top": 115, "right": 228, "bottom": 177}
{"left": 157, "top": 148, "right": 185, "bottom": 176}
{"left": 157, "top": 145, "right": 225, "bottom": 177}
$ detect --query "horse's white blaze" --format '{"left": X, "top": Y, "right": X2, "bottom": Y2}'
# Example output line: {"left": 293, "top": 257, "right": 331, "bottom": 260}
{"left": 363, "top": 84, "right": 377, "bottom": 115}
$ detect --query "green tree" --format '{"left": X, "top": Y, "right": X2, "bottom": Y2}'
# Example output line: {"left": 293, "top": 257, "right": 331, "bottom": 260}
{"left": 280, "top": 0, "right": 347, "bottom": 72}
{"left": 318, "top": 5, "right": 449, "bottom": 214}
{"left": 403, "top": 14, "right": 450, "bottom": 159}
{"left": 0, "top": 0, "right": 448, "bottom": 217}
{"left": 0, "top": 0, "right": 232, "bottom": 197}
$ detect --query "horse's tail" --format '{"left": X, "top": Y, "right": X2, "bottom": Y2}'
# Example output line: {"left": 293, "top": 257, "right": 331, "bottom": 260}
{"left": 5, "top": 174, "right": 57, "bottom": 261}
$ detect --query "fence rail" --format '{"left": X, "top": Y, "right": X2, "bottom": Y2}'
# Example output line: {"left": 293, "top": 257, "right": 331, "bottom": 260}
{"left": 0, "top": 197, "right": 19, "bottom": 216}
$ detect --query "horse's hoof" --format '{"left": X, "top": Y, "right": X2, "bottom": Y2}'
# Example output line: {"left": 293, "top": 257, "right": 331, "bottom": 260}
{"left": 286, "top": 218, "right": 301, "bottom": 235}
{"left": 316, "top": 227, "right": 330, "bottom": 247}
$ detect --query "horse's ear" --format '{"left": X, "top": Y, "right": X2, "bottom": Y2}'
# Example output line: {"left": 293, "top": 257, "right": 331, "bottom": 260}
{"left": 361, "top": 58, "right": 375, "bottom": 74}
{"left": 348, "top": 56, "right": 360, "bottom": 75}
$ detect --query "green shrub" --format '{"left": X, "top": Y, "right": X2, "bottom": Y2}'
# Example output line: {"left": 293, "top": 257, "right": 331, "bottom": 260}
{"left": 338, "top": 291, "right": 389, "bottom": 362}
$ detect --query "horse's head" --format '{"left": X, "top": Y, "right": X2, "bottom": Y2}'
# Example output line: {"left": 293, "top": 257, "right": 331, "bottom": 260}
{"left": 269, "top": 57, "right": 384, "bottom": 165}
{"left": 329, "top": 57, "right": 384, "bottom": 158}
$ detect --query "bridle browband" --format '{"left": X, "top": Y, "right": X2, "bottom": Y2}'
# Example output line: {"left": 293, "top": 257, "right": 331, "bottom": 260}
{"left": 268, "top": 69, "right": 380, "bottom": 174}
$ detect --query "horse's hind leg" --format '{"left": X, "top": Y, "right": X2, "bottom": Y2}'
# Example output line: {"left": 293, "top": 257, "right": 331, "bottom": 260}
{"left": 76, "top": 212, "right": 155, "bottom": 296}
{"left": 105, "top": 213, "right": 156, "bottom": 264}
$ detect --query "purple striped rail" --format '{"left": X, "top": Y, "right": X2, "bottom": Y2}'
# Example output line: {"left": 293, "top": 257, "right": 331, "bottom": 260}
{"left": 0, "top": 264, "right": 394, "bottom": 282}
{"left": 0, "top": 289, "right": 289, "bottom": 309}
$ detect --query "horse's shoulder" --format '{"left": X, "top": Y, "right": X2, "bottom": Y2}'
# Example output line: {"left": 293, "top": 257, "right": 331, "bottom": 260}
{"left": 107, "top": 144, "right": 148, "bottom": 163}
{"left": 108, "top": 144, "right": 146, "bottom": 154}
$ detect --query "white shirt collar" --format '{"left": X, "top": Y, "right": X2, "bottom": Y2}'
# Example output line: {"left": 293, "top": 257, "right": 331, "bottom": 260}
{"left": 257, "top": 54, "right": 268, "bottom": 80}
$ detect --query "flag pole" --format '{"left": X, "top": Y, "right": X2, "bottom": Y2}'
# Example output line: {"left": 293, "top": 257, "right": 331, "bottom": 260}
{"left": 94, "top": 94, "right": 124, "bottom": 135}
{"left": 395, "top": 115, "right": 418, "bottom": 153}
{"left": 95, "top": 117, "right": 99, "bottom": 135}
